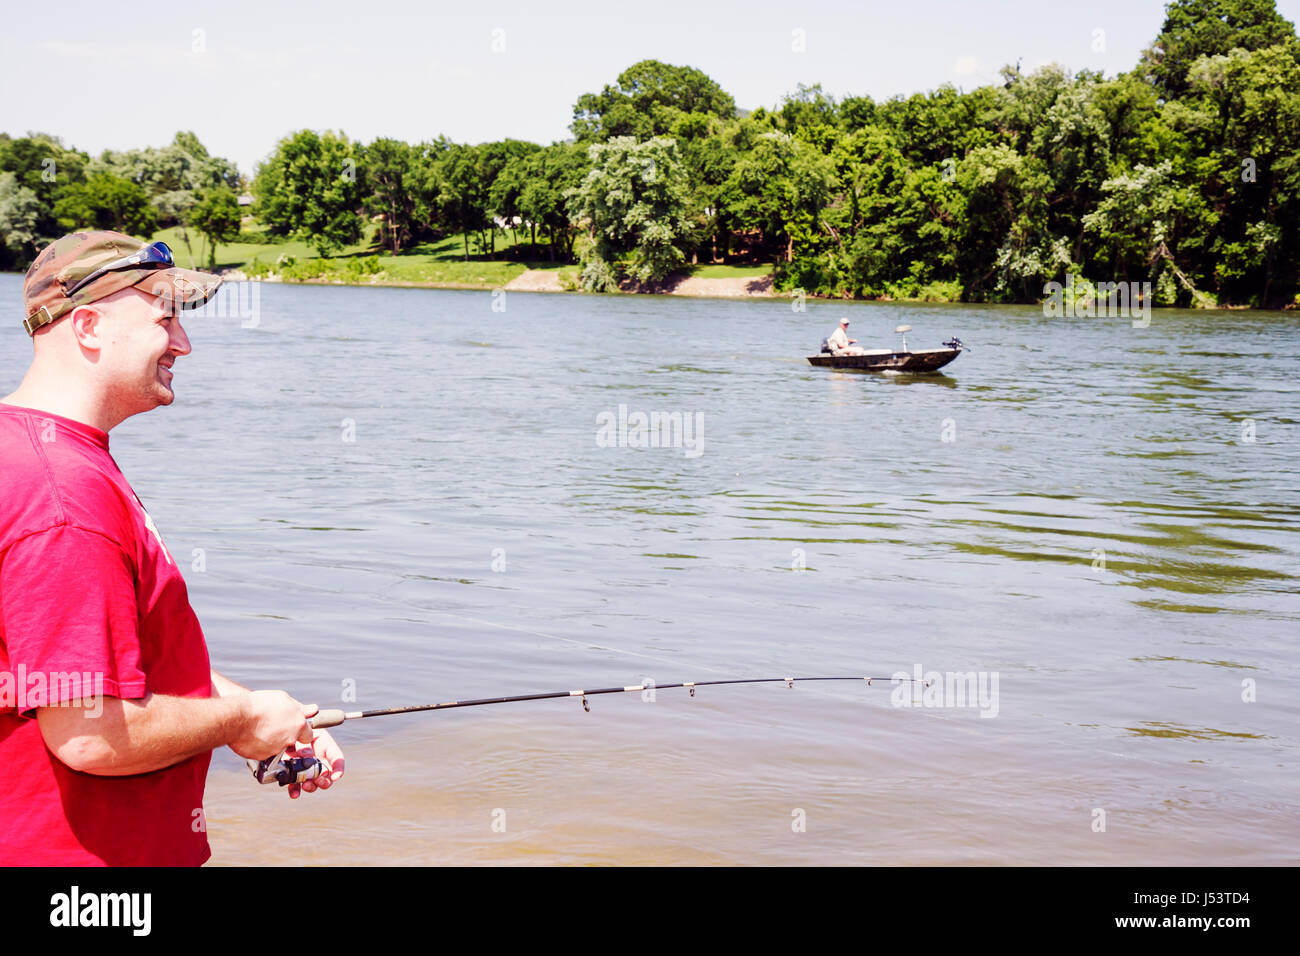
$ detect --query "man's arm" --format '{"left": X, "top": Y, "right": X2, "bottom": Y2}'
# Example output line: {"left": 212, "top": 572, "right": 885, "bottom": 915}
{"left": 36, "top": 688, "right": 315, "bottom": 777}
{"left": 211, "top": 668, "right": 249, "bottom": 698}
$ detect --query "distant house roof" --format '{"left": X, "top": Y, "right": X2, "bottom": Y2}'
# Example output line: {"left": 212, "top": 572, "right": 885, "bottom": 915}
{"left": 237, "top": 193, "right": 254, "bottom": 206}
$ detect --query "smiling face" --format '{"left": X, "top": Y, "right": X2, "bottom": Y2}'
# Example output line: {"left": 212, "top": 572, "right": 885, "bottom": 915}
{"left": 92, "top": 285, "right": 193, "bottom": 418}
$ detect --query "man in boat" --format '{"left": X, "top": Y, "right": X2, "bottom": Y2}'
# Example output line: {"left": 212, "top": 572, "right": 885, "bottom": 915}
{"left": 0, "top": 231, "right": 344, "bottom": 866}
{"left": 826, "top": 317, "right": 865, "bottom": 356}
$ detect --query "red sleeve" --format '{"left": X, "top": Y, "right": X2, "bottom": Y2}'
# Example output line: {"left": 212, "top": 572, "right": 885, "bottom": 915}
{"left": 0, "top": 525, "right": 149, "bottom": 716}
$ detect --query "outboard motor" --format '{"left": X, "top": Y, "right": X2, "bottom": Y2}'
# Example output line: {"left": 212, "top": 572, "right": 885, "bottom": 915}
{"left": 820, "top": 338, "right": 832, "bottom": 354}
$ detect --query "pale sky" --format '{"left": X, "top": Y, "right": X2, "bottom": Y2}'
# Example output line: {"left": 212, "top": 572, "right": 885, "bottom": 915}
{"left": 3, "top": 0, "right": 1298, "bottom": 178}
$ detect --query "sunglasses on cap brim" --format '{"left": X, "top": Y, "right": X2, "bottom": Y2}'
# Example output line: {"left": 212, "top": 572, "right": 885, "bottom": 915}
{"left": 64, "top": 241, "right": 175, "bottom": 297}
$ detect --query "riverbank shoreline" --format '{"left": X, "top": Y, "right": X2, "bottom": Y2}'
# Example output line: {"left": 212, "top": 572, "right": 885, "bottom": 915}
{"left": 218, "top": 267, "right": 779, "bottom": 299}
{"left": 202, "top": 266, "right": 1290, "bottom": 308}
{"left": 510, "top": 269, "right": 775, "bottom": 297}
{"left": 216, "top": 268, "right": 979, "bottom": 303}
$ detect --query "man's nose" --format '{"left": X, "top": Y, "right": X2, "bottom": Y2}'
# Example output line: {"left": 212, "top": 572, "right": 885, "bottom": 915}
{"left": 171, "top": 317, "right": 192, "bottom": 356}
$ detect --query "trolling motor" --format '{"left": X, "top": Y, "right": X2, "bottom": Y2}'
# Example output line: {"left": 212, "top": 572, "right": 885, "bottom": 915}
{"left": 248, "top": 752, "right": 327, "bottom": 787}
{"left": 942, "top": 337, "right": 970, "bottom": 351}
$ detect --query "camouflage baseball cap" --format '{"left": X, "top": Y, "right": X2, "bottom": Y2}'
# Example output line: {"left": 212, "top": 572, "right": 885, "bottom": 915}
{"left": 22, "top": 231, "right": 223, "bottom": 336}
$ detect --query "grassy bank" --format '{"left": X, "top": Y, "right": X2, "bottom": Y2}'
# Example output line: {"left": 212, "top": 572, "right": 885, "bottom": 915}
{"left": 150, "top": 223, "right": 776, "bottom": 293}
{"left": 151, "top": 224, "right": 537, "bottom": 287}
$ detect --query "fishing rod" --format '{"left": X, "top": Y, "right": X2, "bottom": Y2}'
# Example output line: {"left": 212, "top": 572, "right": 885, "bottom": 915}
{"left": 249, "top": 674, "right": 931, "bottom": 787}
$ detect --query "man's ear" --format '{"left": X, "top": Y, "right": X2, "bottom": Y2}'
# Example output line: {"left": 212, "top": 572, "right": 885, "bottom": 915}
{"left": 68, "top": 304, "right": 105, "bottom": 351}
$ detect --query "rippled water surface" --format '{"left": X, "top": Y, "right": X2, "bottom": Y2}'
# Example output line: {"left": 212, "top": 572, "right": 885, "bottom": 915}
{"left": 3, "top": 275, "right": 1296, "bottom": 865}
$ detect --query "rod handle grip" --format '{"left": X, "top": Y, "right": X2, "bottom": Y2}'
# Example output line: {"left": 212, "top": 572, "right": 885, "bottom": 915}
{"left": 311, "top": 708, "right": 347, "bottom": 729}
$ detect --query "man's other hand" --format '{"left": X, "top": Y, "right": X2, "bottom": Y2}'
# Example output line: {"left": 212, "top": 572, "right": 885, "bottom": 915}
{"left": 283, "top": 729, "right": 346, "bottom": 799}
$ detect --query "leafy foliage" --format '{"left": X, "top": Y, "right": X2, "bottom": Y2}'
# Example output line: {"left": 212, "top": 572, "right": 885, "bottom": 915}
{"left": 5, "top": 1, "right": 1300, "bottom": 306}
{"left": 567, "top": 136, "right": 695, "bottom": 287}
{"left": 54, "top": 174, "right": 158, "bottom": 236}
{"left": 572, "top": 59, "right": 736, "bottom": 142}
{"left": 187, "top": 186, "right": 242, "bottom": 269}
{"left": 253, "top": 130, "right": 364, "bottom": 257}
{"left": 1141, "top": 0, "right": 1296, "bottom": 98}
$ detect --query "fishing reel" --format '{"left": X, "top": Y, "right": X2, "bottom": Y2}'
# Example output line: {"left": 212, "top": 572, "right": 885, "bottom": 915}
{"left": 248, "top": 752, "right": 327, "bottom": 787}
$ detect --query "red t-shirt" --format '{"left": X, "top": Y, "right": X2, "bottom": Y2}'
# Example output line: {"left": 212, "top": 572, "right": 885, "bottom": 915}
{"left": 0, "top": 404, "right": 212, "bottom": 866}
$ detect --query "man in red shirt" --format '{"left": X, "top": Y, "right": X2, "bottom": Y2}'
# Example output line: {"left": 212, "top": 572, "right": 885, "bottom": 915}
{"left": 0, "top": 232, "right": 344, "bottom": 865}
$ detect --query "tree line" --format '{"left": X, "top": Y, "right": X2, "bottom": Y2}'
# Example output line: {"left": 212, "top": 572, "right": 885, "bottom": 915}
{"left": 3, "top": 0, "right": 1298, "bottom": 307}
{"left": 0, "top": 131, "right": 242, "bottom": 270}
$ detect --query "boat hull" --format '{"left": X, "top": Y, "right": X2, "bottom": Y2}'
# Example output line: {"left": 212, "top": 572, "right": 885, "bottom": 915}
{"left": 807, "top": 347, "right": 962, "bottom": 373}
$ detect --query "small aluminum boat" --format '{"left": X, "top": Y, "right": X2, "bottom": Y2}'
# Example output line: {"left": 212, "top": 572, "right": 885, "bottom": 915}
{"left": 808, "top": 326, "right": 967, "bottom": 373}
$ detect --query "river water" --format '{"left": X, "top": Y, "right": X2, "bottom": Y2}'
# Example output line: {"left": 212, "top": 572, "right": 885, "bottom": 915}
{"left": 2, "top": 274, "right": 1296, "bottom": 865}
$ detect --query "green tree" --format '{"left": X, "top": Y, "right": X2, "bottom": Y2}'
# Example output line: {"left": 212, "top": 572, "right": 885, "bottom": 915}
{"left": 434, "top": 143, "right": 491, "bottom": 261}
{"left": 567, "top": 136, "right": 694, "bottom": 288}
{"left": 1083, "top": 160, "right": 1218, "bottom": 305}
{"left": 362, "top": 137, "right": 429, "bottom": 255}
{"left": 477, "top": 139, "right": 540, "bottom": 256}
{"left": 1141, "top": 0, "right": 1296, "bottom": 98}
{"left": 187, "top": 185, "right": 241, "bottom": 269}
{"left": 572, "top": 60, "right": 736, "bottom": 142}
{"left": 1093, "top": 71, "right": 1167, "bottom": 169}
{"left": 720, "top": 130, "right": 833, "bottom": 264}
{"left": 874, "top": 84, "right": 1000, "bottom": 166}
{"left": 489, "top": 153, "right": 530, "bottom": 249}
{"left": 684, "top": 121, "right": 751, "bottom": 263}
{"left": 94, "top": 131, "right": 241, "bottom": 261}
{"left": 887, "top": 163, "right": 964, "bottom": 291}
{"left": 253, "top": 130, "right": 364, "bottom": 257}
{"left": 517, "top": 142, "right": 589, "bottom": 261}
{"left": 0, "top": 134, "right": 90, "bottom": 258}
{"left": 1185, "top": 42, "right": 1300, "bottom": 302}
{"left": 0, "top": 171, "right": 43, "bottom": 267}
{"left": 53, "top": 173, "right": 158, "bottom": 235}
{"left": 0, "top": 134, "right": 89, "bottom": 196}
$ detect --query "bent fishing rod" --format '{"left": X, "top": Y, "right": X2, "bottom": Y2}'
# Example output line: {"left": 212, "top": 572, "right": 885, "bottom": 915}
{"left": 250, "top": 673, "right": 931, "bottom": 787}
